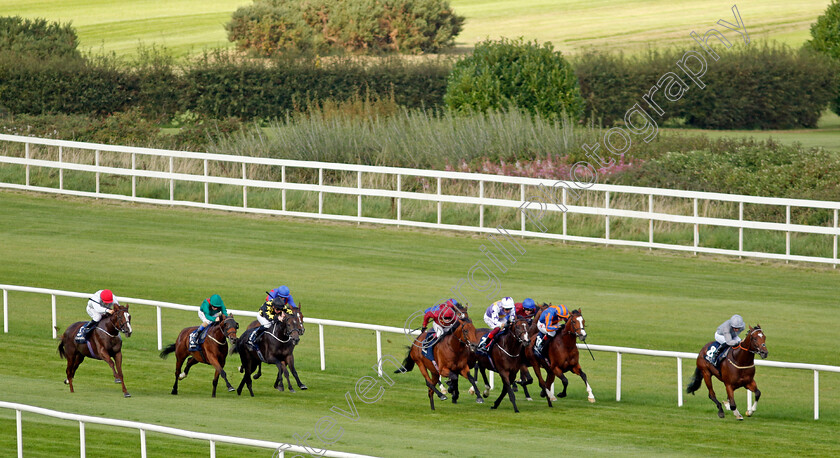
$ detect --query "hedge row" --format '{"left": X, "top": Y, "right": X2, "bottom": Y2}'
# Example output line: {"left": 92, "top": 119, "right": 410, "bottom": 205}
{"left": 1, "top": 44, "right": 837, "bottom": 129}
{"left": 0, "top": 51, "right": 451, "bottom": 119}
{"left": 575, "top": 43, "right": 839, "bottom": 129}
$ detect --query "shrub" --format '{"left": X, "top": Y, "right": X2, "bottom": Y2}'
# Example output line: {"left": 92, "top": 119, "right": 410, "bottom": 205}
{"left": 805, "top": 0, "right": 840, "bottom": 115}
{"left": 226, "top": 0, "right": 464, "bottom": 56}
{"left": 0, "top": 16, "right": 80, "bottom": 60}
{"left": 445, "top": 38, "right": 584, "bottom": 120}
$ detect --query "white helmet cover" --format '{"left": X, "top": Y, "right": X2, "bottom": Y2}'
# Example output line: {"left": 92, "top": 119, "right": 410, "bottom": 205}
{"left": 501, "top": 297, "right": 514, "bottom": 309}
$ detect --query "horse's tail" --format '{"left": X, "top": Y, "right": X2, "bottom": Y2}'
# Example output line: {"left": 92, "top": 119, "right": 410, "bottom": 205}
{"left": 159, "top": 343, "right": 177, "bottom": 359}
{"left": 686, "top": 367, "right": 703, "bottom": 395}
{"left": 394, "top": 347, "right": 414, "bottom": 373}
{"left": 231, "top": 337, "right": 243, "bottom": 355}
{"left": 58, "top": 340, "right": 66, "bottom": 360}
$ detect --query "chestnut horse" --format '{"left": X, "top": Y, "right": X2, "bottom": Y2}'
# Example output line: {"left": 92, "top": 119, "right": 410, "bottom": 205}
{"left": 473, "top": 316, "right": 530, "bottom": 412}
{"left": 525, "top": 308, "right": 596, "bottom": 407}
{"left": 396, "top": 307, "right": 484, "bottom": 410}
{"left": 160, "top": 314, "right": 240, "bottom": 397}
{"left": 235, "top": 312, "right": 304, "bottom": 396}
{"left": 687, "top": 325, "right": 768, "bottom": 419}
{"left": 58, "top": 303, "right": 133, "bottom": 397}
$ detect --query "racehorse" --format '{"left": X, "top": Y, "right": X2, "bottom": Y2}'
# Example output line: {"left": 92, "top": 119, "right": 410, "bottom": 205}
{"left": 396, "top": 306, "right": 484, "bottom": 410}
{"left": 525, "top": 308, "right": 596, "bottom": 407}
{"left": 687, "top": 325, "right": 768, "bottom": 419}
{"left": 239, "top": 304, "right": 307, "bottom": 391}
{"left": 234, "top": 312, "right": 304, "bottom": 396}
{"left": 473, "top": 316, "right": 530, "bottom": 412}
{"left": 58, "top": 304, "right": 133, "bottom": 397}
{"left": 159, "top": 314, "right": 240, "bottom": 397}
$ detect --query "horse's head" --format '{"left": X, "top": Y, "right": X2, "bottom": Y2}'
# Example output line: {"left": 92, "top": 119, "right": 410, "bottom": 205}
{"left": 295, "top": 303, "right": 305, "bottom": 336}
{"left": 565, "top": 309, "right": 586, "bottom": 342}
{"left": 282, "top": 312, "right": 303, "bottom": 346}
{"left": 512, "top": 316, "right": 530, "bottom": 347}
{"left": 451, "top": 309, "right": 479, "bottom": 351}
{"left": 111, "top": 304, "right": 132, "bottom": 337}
{"left": 221, "top": 315, "right": 240, "bottom": 343}
{"left": 746, "top": 325, "right": 768, "bottom": 359}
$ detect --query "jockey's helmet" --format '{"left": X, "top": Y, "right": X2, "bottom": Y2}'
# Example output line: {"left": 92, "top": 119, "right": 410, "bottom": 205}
{"left": 522, "top": 298, "right": 536, "bottom": 310}
{"left": 501, "top": 297, "right": 514, "bottom": 310}
{"left": 101, "top": 289, "right": 114, "bottom": 304}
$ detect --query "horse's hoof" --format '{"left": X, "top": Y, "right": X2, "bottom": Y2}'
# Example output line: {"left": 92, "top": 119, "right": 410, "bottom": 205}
{"left": 114, "top": 378, "right": 121, "bottom": 384}
{"left": 718, "top": 411, "right": 725, "bottom": 418}
{"left": 171, "top": 391, "right": 178, "bottom": 395}
{"left": 511, "top": 384, "right": 518, "bottom": 392}
{"left": 238, "top": 366, "right": 243, "bottom": 373}
{"left": 476, "top": 397, "right": 484, "bottom": 404}
{"left": 588, "top": 397, "right": 596, "bottom": 403}
{"left": 526, "top": 397, "right": 533, "bottom": 401}
{"left": 438, "top": 394, "right": 447, "bottom": 401}
{"left": 228, "top": 386, "right": 235, "bottom": 392}
{"left": 124, "top": 392, "right": 131, "bottom": 398}
{"left": 289, "top": 388, "right": 296, "bottom": 393}
{"left": 254, "top": 373, "right": 262, "bottom": 380}
{"left": 491, "top": 405, "right": 498, "bottom": 410}
{"left": 178, "top": 372, "right": 186, "bottom": 380}
{"left": 514, "top": 409, "right": 519, "bottom": 413}
{"left": 548, "top": 395, "right": 557, "bottom": 402}
{"left": 746, "top": 410, "right": 754, "bottom": 417}
{"left": 557, "top": 392, "right": 567, "bottom": 398}
{"left": 299, "top": 385, "right": 308, "bottom": 390}
{"left": 64, "top": 379, "right": 69, "bottom": 385}
{"left": 468, "top": 387, "right": 475, "bottom": 395}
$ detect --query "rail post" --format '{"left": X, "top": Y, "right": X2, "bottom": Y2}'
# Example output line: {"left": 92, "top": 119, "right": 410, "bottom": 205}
{"left": 319, "top": 324, "right": 325, "bottom": 371}
{"left": 140, "top": 429, "right": 147, "bottom": 458}
{"left": 357, "top": 171, "right": 362, "bottom": 220}
{"left": 3, "top": 289, "right": 8, "bottom": 333}
{"left": 677, "top": 357, "right": 683, "bottom": 407}
{"left": 59, "top": 146, "right": 64, "bottom": 190}
{"left": 168, "top": 156, "right": 174, "bottom": 202}
{"left": 156, "top": 306, "right": 162, "bottom": 351}
{"left": 210, "top": 440, "right": 216, "bottom": 458}
{"left": 243, "top": 163, "right": 248, "bottom": 209}
{"left": 814, "top": 370, "right": 819, "bottom": 420}
{"left": 479, "top": 181, "right": 485, "bottom": 228}
{"left": 616, "top": 352, "right": 622, "bottom": 401}
{"left": 79, "top": 421, "right": 86, "bottom": 458}
{"left": 51, "top": 295, "right": 57, "bottom": 339}
{"left": 95, "top": 150, "right": 100, "bottom": 196}
{"left": 319, "top": 168, "right": 324, "bottom": 214}
{"left": 16, "top": 409, "right": 22, "bottom": 458}
{"left": 25, "top": 142, "right": 30, "bottom": 187}
{"left": 605, "top": 191, "right": 610, "bottom": 242}
{"left": 203, "top": 159, "right": 209, "bottom": 204}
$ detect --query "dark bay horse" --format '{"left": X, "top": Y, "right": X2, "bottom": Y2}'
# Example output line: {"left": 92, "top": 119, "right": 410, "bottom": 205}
{"left": 525, "top": 308, "right": 596, "bottom": 407}
{"left": 235, "top": 313, "right": 304, "bottom": 396}
{"left": 160, "top": 315, "right": 240, "bottom": 397}
{"left": 687, "top": 325, "right": 768, "bottom": 419}
{"left": 396, "top": 308, "right": 484, "bottom": 410}
{"left": 58, "top": 304, "right": 133, "bottom": 397}
{"left": 240, "top": 305, "right": 307, "bottom": 390}
{"left": 473, "top": 317, "right": 530, "bottom": 412}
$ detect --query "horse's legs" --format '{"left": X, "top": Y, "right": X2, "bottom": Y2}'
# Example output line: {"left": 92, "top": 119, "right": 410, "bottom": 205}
{"left": 724, "top": 383, "right": 743, "bottom": 420}
{"left": 518, "top": 368, "right": 534, "bottom": 401}
{"left": 447, "top": 373, "right": 459, "bottom": 404}
{"left": 254, "top": 361, "right": 263, "bottom": 380}
{"left": 480, "top": 367, "right": 491, "bottom": 398}
{"left": 420, "top": 363, "right": 446, "bottom": 401}
{"left": 113, "top": 351, "right": 130, "bottom": 398}
{"left": 492, "top": 370, "right": 519, "bottom": 413}
{"left": 282, "top": 361, "right": 295, "bottom": 393}
{"left": 182, "top": 357, "right": 200, "bottom": 379}
{"left": 172, "top": 353, "right": 186, "bottom": 395}
{"left": 65, "top": 352, "right": 83, "bottom": 393}
{"left": 205, "top": 353, "right": 235, "bottom": 395}
{"left": 745, "top": 380, "right": 760, "bottom": 417}
{"left": 274, "top": 362, "right": 285, "bottom": 392}
{"left": 460, "top": 366, "right": 484, "bottom": 404}
{"left": 554, "top": 372, "right": 569, "bottom": 398}
{"left": 286, "top": 354, "right": 307, "bottom": 390}
{"left": 571, "top": 364, "right": 595, "bottom": 402}
{"left": 237, "top": 355, "right": 254, "bottom": 397}
{"left": 701, "top": 369, "right": 724, "bottom": 418}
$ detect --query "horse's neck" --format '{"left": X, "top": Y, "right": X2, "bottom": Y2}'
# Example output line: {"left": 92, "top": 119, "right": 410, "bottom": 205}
{"left": 731, "top": 338, "right": 754, "bottom": 363}
{"left": 560, "top": 323, "right": 576, "bottom": 346}
{"left": 209, "top": 322, "right": 226, "bottom": 342}
{"left": 99, "top": 315, "right": 118, "bottom": 333}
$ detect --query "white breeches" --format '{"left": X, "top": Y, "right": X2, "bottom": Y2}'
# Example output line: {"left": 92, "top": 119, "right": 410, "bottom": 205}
{"left": 432, "top": 322, "right": 444, "bottom": 338}
{"left": 198, "top": 311, "right": 212, "bottom": 326}
{"left": 86, "top": 304, "right": 104, "bottom": 321}
{"left": 537, "top": 321, "right": 556, "bottom": 337}
{"left": 257, "top": 315, "right": 272, "bottom": 328}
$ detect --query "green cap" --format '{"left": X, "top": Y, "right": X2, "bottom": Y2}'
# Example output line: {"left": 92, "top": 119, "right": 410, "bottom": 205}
{"left": 208, "top": 294, "right": 225, "bottom": 308}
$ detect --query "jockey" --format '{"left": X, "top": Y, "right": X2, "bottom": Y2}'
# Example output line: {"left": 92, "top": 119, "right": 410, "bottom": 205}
{"left": 75, "top": 289, "right": 118, "bottom": 343}
{"left": 248, "top": 296, "right": 287, "bottom": 351}
{"left": 189, "top": 294, "right": 229, "bottom": 351}
{"left": 534, "top": 303, "right": 569, "bottom": 358}
{"left": 265, "top": 285, "right": 297, "bottom": 314}
{"left": 477, "top": 297, "right": 515, "bottom": 352}
{"left": 420, "top": 299, "right": 458, "bottom": 342}
{"left": 709, "top": 314, "right": 746, "bottom": 365}
{"left": 515, "top": 298, "right": 538, "bottom": 320}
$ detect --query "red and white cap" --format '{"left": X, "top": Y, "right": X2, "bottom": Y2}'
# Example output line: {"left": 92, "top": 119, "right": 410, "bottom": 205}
{"left": 101, "top": 289, "right": 114, "bottom": 304}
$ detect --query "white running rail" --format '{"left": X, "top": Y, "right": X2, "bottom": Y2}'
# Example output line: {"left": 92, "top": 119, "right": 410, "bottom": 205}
{"left": 0, "top": 401, "right": 374, "bottom": 458}
{"left": 1, "top": 284, "right": 837, "bottom": 419}
{"left": 2, "top": 134, "right": 840, "bottom": 265}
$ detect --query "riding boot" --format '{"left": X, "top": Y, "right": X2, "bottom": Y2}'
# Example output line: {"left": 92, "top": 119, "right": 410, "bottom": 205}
{"left": 189, "top": 325, "right": 204, "bottom": 351}
{"left": 534, "top": 333, "right": 547, "bottom": 358}
{"left": 75, "top": 320, "right": 97, "bottom": 343}
{"left": 712, "top": 343, "right": 729, "bottom": 366}
{"left": 477, "top": 335, "right": 491, "bottom": 352}
{"left": 248, "top": 326, "right": 266, "bottom": 351}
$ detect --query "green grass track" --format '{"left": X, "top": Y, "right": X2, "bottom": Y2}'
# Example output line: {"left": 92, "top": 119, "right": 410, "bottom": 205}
{"left": 0, "top": 190, "right": 838, "bottom": 456}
